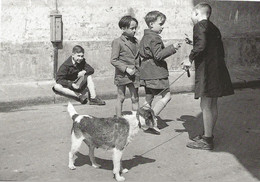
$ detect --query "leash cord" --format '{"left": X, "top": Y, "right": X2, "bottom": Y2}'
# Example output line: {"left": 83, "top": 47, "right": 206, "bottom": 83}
{"left": 140, "top": 70, "right": 189, "bottom": 109}
{"left": 138, "top": 70, "right": 189, "bottom": 155}
{"left": 139, "top": 133, "right": 183, "bottom": 156}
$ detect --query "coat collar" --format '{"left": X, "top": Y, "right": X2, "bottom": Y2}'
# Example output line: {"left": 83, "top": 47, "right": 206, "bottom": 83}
{"left": 144, "top": 29, "right": 161, "bottom": 38}
{"left": 71, "top": 57, "right": 76, "bottom": 65}
{"left": 120, "top": 34, "right": 138, "bottom": 57}
{"left": 63, "top": 56, "right": 74, "bottom": 66}
{"left": 66, "top": 56, "right": 84, "bottom": 67}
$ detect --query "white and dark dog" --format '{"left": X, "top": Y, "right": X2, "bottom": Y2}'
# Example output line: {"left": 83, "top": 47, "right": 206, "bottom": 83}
{"left": 67, "top": 102, "right": 156, "bottom": 181}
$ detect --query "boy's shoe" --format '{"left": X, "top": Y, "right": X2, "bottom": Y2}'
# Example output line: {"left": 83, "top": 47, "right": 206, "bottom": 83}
{"left": 191, "top": 134, "right": 214, "bottom": 141}
{"left": 79, "top": 94, "right": 88, "bottom": 104}
{"left": 52, "top": 86, "right": 58, "bottom": 94}
{"left": 144, "top": 127, "right": 161, "bottom": 135}
{"left": 191, "top": 135, "right": 203, "bottom": 141}
{"left": 89, "top": 96, "right": 106, "bottom": 105}
{"left": 152, "top": 126, "right": 161, "bottom": 134}
{"left": 186, "top": 136, "right": 214, "bottom": 150}
{"left": 144, "top": 116, "right": 161, "bottom": 135}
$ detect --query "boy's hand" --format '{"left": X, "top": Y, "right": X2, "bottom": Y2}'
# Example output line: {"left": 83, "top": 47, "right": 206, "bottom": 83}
{"left": 72, "top": 83, "right": 80, "bottom": 90}
{"left": 77, "top": 70, "right": 86, "bottom": 78}
{"left": 181, "top": 58, "right": 192, "bottom": 70}
{"left": 173, "top": 42, "right": 182, "bottom": 50}
{"left": 184, "top": 33, "right": 193, "bottom": 45}
{"left": 126, "top": 67, "right": 135, "bottom": 76}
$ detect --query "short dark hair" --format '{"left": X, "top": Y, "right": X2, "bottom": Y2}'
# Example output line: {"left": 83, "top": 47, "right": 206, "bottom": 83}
{"left": 72, "top": 45, "right": 84, "bottom": 54}
{"left": 118, "top": 15, "right": 138, "bottom": 29}
{"left": 144, "top": 11, "right": 166, "bottom": 27}
{"left": 194, "top": 3, "right": 212, "bottom": 18}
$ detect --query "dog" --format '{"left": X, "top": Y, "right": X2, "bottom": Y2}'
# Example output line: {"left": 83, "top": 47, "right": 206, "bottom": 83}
{"left": 67, "top": 102, "right": 156, "bottom": 181}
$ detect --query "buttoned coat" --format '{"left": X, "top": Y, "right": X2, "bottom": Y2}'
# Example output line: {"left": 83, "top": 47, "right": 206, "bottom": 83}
{"left": 189, "top": 20, "right": 234, "bottom": 99}
{"left": 110, "top": 35, "right": 140, "bottom": 87}
{"left": 139, "top": 29, "right": 176, "bottom": 80}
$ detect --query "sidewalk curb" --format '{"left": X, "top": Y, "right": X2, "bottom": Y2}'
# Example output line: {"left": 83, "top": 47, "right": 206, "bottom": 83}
{"left": 232, "top": 80, "right": 260, "bottom": 89}
{"left": 1, "top": 79, "right": 260, "bottom": 108}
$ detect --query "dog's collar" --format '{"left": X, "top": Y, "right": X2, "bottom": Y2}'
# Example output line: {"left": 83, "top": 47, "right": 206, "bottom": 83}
{"left": 136, "top": 112, "right": 141, "bottom": 128}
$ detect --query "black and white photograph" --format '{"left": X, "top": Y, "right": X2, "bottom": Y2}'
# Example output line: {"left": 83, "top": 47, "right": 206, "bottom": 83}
{"left": 0, "top": 0, "right": 260, "bottom": 181}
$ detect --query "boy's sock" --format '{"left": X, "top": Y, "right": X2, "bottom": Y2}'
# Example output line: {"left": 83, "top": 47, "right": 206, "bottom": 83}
{"left": 153, "top": 100, "right": 167, "bottom": 116}
{"left": 87, "top": 75, "right": 96, "bottom": 99}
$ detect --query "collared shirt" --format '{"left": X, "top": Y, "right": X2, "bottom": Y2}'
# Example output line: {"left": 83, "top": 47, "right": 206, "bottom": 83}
{"left": 71, "top": 57, "right": 76, "bottom": 65}
{"left": 122, "top": 33, "right": 138, "bottom": 55}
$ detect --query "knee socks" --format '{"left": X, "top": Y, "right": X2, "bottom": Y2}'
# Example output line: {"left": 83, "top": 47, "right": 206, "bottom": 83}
{"left": 87, "top": 76, "right": 96, "bottom": 99}
{"left": 153, "top": 97, "right": 171, "bottom": 116}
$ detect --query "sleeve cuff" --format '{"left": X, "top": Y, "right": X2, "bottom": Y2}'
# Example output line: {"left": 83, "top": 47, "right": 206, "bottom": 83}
{"left": 68, "top": 81, "right": 73, "bottom": 89}
{"left": 170, "top": 45, "right": 177, "bottom": 53}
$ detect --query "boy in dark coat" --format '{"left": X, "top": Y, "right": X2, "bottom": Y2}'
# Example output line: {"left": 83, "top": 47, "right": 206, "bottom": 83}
{"left": 52, "top": 45, "right": 105, "bottom": 105}
{"left": 182, "top": 3, "right": 234, "bottom": 150}
{"left": 139, "top": 11, "right": 181, "bottom": 134}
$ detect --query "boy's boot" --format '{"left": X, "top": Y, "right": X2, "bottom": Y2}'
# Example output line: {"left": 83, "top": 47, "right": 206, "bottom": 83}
{"left": 186, "top": 135, "right": 214, "bottom": 150}
{"left": 78, "top": 94, "right": 88, "bottom": 104}
{"left": 191, "top": 132, "right": 214, "bottom": 142}
{"left": 89, "top": 96, "right": 106, "bottom": 105}
{"left": 144, "top": 117, "right": 160, "bottom": 135}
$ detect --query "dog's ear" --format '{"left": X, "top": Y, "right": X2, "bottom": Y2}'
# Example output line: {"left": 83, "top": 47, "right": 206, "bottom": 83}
{"left": 142, "top": 108, "right": 156, "bottom": 127}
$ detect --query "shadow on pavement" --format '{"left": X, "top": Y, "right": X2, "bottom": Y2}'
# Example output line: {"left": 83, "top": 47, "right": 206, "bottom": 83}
{"left": 176, "top": 91, "right": 260, "bottom": 180}
{"left": 176, "top": 114, "right": 203, "bottom": 139}
{"left": 156, "top": 116, "right": 173, "bottom": 130}
{"left": 0, "top": 104, "right": 39, "bottom": 113}
{"left": 74, "top": 152, "right": 155, "bottom": 171}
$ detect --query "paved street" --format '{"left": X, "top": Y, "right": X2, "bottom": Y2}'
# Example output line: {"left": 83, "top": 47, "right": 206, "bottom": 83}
{"left": 0, "top": 88, "right": 260, "bottom": 182}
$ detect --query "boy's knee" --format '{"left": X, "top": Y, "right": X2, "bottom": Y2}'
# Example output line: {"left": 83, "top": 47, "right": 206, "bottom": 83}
{"left": 131, "top": 97, "right": 139, "bottom": 104}
{"left": 145, "top": 95, "right": 154, "bottom": 104}
{"left": 201, "top": 105, "right": 211, "bottom": 112}
{"left": 86, "top": 75, "right": 93, "bottom": 80}
{"left": 118, "top": 95, "right": 125, "bottom": 103}
{"left": 53, "top": 84, "right": 64, "bottom": 92}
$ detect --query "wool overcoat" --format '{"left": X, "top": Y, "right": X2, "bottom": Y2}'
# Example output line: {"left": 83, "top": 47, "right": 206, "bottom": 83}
{"left": 189, "top": 20, "right": 234, "bottom": 99}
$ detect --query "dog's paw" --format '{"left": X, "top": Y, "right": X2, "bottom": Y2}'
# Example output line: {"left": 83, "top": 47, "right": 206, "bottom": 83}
{"left": 122, "top": 168, "right": 128, "bottom": 174}
{"left": 68, "top": 164, "right": 76, "bottom": 170}
{"left": 92, "top": 163, "right": 101, "bottom": 168}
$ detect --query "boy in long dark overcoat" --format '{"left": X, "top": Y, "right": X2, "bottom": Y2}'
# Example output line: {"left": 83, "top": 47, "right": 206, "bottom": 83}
{"left": 182, "top": 3, "right": 234, "bottom": 150}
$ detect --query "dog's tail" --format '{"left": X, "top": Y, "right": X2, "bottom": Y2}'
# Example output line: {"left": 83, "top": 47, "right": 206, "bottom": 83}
{"left": 67, "top": 102, "right": 79, "bottom": 121}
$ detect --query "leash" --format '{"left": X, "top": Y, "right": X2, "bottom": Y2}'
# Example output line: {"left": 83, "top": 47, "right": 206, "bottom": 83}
{"left": 139, "top": 69, "right": 190, "bottom": 109}
{"left": 139, "top": 133, "right": 183, "bottom": 156}
{"left": 137, "top": 70, "right": 190, "bottom": 155}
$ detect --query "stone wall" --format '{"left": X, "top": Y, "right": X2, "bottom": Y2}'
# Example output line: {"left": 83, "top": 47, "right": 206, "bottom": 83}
{"left": 1, "top": 0, "right": 260, "bottom": 83}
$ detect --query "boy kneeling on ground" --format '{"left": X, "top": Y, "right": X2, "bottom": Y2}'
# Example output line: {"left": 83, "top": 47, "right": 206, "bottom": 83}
{"left": 52, "top": 45, "right": 106, "bottom": 105}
